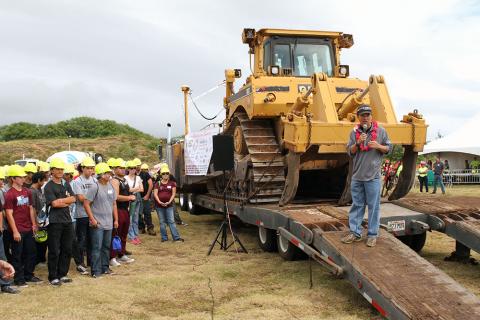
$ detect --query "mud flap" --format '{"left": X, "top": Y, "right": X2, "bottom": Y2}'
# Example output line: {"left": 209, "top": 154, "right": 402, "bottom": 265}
{"left": 279, "top": 152, "right": 300, "bottom": 206}
{"left": 388, "top": 145, "right": 418, "bottom": 201}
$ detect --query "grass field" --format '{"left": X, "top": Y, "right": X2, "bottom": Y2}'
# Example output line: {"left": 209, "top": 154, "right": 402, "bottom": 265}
{"left": 1, "top": 187, "right": 479, "bottom": 319}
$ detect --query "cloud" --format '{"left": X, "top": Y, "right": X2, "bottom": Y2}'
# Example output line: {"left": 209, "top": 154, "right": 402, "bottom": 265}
{"left": 0, "top": 0, "right": 478, "bottom": 141}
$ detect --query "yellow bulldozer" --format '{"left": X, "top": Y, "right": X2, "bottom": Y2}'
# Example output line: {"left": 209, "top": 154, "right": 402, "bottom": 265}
{"left": 175, "top": 28, "right": 427, "bottom": 206}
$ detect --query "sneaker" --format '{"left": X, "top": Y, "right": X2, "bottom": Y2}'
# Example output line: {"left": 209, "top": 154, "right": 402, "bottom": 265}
{"left": 119, "top": 255, "right": 135, "bottom": 263}
{"left": 25, "top": 276, "right": 43, "bottom": 284}
{"left": 91, "top": 274, "right": 102, "bottom": 279}
{"left": 103, "top": 269, "right": 115, "bottom": 275}
{"left": 161, "top": 239, "right": 168, "bottom": 242}
{"left": 140, "top": 229, "right": 146, "bottom": 234}
{"left": 147, "top": 228, "right": 156, "bottom": 236}
{"left": 1, "top": 286, "right": 19, "bottom": 294}
{"left": 135, "top": 237, "right": 142, "bottom": 244}
{"left": 130, "top": 238, "right": 139, "bottom": 245}
{"left": 366, "top": 237, "right": 377, "bottom": 247}
{"left": 181, "top": 222, "right": 189, "bottom": 226}
{"left": 13, "top": 281, "right": 28, "bottom": 288}
{"left": 110, "top": 258, "right": 121, "bottom": 267}
{"left": 341, "top": 233, "right": 362, "bottom": 244}
{"left": 50, "top": 279, "right": 62, "bottom": 286}
{"left": 173, "top": 238, "right": 185, "bottom": 242}
{"left": 60, "top": 276, "right": 73, "bottom": 283}
{"left": 76, "top": 265, "right": 89, "bottom": 275}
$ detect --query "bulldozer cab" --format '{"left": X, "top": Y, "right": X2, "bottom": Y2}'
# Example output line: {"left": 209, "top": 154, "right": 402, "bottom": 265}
{"left": 263, "top": 37, "right": 334, "bottom": 77}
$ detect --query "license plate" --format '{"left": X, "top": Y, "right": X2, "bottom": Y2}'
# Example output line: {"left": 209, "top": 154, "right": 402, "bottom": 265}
{"left": 387, "top": 220, "right": 405, "bottom": 232}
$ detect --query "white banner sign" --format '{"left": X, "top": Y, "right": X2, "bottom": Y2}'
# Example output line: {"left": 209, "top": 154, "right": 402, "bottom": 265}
{"left": 184, "top": 128, "right": 217, "bottom": 176}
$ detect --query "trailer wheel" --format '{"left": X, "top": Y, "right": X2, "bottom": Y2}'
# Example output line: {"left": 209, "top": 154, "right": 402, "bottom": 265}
{"left": 397, "top": 232, "right": 427, "bottom": 252}
{"left": 179, "top": 193, "right": 189, "bottom": 211}
{"left": 277, "top": 233, "right": 300, "bottom": 261}
{"left": 187, "top": 194, "right": 200, "bottom": 215}
{"left": 257, "top": 226, "right": 277, "bottom": 252}
{"left": 410, "top": 232, "right": 427, "bottom": 252}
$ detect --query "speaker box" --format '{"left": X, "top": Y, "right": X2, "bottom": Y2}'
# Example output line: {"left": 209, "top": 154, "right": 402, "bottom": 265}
{"left": 212, "top": 134, "right": 234, "bottom": 171}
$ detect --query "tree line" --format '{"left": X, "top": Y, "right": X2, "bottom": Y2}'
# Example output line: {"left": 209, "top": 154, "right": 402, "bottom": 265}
{"left": 0, "top": 117, "right": 155, "bottom": 141}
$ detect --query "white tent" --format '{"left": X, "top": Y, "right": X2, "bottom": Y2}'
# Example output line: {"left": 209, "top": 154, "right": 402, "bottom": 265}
{"left": 421, "top": 113, "right": 480, "bottom": 169}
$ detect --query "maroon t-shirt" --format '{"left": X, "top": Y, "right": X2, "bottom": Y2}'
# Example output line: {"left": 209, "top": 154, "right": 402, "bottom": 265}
{"left": 4, "top": 187, "right": 33, "bottom": 232}
{"left": 154, "top": 180, "right": 176, "bottom": 207}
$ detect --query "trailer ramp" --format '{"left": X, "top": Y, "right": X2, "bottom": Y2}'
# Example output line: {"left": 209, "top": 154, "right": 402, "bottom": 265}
{"left": 394, "top": 197, "right": 480, "bottom": 254}
{"left": 314, "top": 229, "right": 480, "bottom": 319}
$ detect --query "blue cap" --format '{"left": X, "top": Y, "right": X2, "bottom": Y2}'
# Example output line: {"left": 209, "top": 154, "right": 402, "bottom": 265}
{"left": 357, "top": 104, "right": 372, "bottom": 115}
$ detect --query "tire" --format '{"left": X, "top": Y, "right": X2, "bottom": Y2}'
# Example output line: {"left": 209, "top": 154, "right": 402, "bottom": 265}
{"left": 397, "top": 232, "right": 427, "bottom": 252}
{"left": 410, "top": 232, "right": 427, "bottom": 252}
{"left": 277, "top": 233, "right": 301, "bottom": 261}
{"left": 257, "top": 226, "right": 277, "bottom": 252}
{"left": 179, "top": 193, "right": 189, "bottom": 211}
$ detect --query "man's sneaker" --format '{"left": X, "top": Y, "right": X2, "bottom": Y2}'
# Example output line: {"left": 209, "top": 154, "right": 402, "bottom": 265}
{"left": 103, "top": 269, "right": 115, "bottom": 275}
{"left": 140, "top": 228, "right": 146, "bottom": 234}
{"left": 91, "top": 274, "right": 102, "bottom": 279}
{"left": 26, "top": 276, "right": 43, "bottom": 284}
{"left": 147, "top": 228, "right": 156, "bottom": 236}
{"left": 110, "top": 258, "right": 121, "bottom": 267}
{"left": 341, "top": 233, "right": 362, "bottom": 244}
{"left": 50, "top": 279, "right": 62, "bottom": 286}
{"left": 13, "top": 281, "right": 28, "bottom": 288}
{"left": 173, "top": 238, "right": 185, "bottom": 242}
{"left": 60, "top": 276, "right": 73, "bottom": 283}
{"left": 76, "top": 264, "right": 89, "bottom": 275}
{"left": 119, "top": 255, "right": 135, "bottom": 263}
{"left": 366, "top": 237, "right": 377, "bottom": 247}
{"left": 1, "top": 285, "right": 19, "bottom": 294}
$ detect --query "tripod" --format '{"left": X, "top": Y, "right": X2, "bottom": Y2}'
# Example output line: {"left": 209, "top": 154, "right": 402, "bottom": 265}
{"left": 207, "top": 170, "right": 248, "bottom": 255}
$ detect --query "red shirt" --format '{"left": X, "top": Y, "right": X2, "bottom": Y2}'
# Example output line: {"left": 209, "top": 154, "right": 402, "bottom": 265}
{"left": 154, "top": 180, "right": 176, "bottom": 207}
{"left": 4, "top": 187, "right": 33, "bottom": 232}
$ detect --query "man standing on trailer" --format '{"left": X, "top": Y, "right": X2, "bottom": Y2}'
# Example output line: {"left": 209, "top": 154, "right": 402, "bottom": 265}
{"left": 341, "top": 105, "right": 392, "bottom": 247}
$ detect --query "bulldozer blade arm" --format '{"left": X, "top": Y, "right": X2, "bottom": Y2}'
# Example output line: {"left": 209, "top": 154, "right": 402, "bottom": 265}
{"left": 388, "top": 145, "right": 418, "bottom": 201}
{"left": 338, "top": 160, "right": 353, "bottom": 205}
{"left": 279, "top": 152, "right": 300, "bottom": 206}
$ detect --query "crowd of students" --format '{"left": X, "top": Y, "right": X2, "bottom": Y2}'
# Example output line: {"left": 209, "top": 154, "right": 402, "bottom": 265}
{"left": 0, "top": 156, "right": 183, "bottom": 294}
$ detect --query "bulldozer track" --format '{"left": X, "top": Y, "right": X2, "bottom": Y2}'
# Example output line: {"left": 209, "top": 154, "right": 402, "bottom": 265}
{"left": 213, "top": 112, "right": 286, "bottom": 204}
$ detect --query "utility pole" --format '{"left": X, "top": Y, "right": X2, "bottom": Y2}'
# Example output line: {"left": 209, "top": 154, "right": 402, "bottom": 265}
{"left": 181, "top": 85, "right": 190, "bottom": 136}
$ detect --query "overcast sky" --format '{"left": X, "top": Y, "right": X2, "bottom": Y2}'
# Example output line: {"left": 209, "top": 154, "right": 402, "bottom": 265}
{"left": 0, "top": 0, "right": 478, "bottom": 140}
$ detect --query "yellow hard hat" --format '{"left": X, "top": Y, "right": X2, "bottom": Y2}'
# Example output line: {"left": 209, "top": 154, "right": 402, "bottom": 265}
{"left": 7, "top": 164, "right": 27, "bottom": 177}
{"left": 133, "top": 158, "right": 142, "bottom": 166}
{"left": 24, "top": 163, "right": 38, "bottom": 173}
{"left": 106, "top": 158, "right": 117, "bottom": 167}
{"left": 49, "top": 158, "right": 66, "bottom": 170}
{"left": 95, "top": 162, "right": 111, "bottom": 175}
{"left": 140, "top": 163, "right": 149, "bottom": 170}
{"left": 160, "top": 165, "right": 170, "bottom": 174}
{"left": 64, "top": 163, "right": 75, "bottom": 174}
{"left": 81, "top": 157, "right": 96, "bottom": 167}
{"left": 0, "top": 167, "right": 5, "bottom": 179}
{"left": 113, "top": 158, "right": 126, "bottom": 168}
{"left": 38, "top": 161, "right": 50, "bottom": 172}
{"left": 126, "top": 160, "right": 136, "bottom": 168}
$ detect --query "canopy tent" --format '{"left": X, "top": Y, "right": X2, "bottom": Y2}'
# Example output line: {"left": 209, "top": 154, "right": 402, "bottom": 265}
{"left": 421, "top": 113, "right": 480, "bottom": 157}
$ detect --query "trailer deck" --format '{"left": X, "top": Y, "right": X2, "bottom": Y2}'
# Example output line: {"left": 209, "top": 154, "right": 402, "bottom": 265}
{"left": 192, "top": 194, "right": 480, "bottom": 319}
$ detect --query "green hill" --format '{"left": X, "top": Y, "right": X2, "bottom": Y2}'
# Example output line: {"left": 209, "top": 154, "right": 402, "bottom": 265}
{"left": 0, "top": 117, "right": 164, "bottom": 165}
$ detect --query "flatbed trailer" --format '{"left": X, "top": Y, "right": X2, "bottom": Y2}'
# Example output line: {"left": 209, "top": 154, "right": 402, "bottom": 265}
{"left": 394, "top": 196, "right": 480, "bottom": 260}
{"left": 188, "top": 194, "right": 480, "bottom": 319}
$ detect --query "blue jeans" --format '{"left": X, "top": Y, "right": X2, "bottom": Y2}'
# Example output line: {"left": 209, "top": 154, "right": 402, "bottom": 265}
{"left": 90, "top": 228, "right": 112, "bottom": 276}
{"left": 0, "top": 233, "right": 12, "bottom": 287}
{"left": 433, "top": 174, "right": 445, "bottom": 193}
{"left": 349, "top": 178, "right": 381, "bottom": 238}
{"left": 128, "top": 199, "right": 141, "bottom": 240}
{"left": 156, "top": 206, "right": 181, "bottom": 241}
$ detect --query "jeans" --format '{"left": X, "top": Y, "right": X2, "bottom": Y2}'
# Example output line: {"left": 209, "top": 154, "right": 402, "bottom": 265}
{"left": 0, "top": 233, "right": 12, "bottom": 287}
{"left": 156, "top": 206, "right": 181, "bottom": 241}
{"left": 139, "top": 199, "right": 154, "bottom": 230}
{"left": 6, "top": 231, "right": 37, "bottom": 283}
{"left": 75, "top": 217, "right": 91, "bottom": 266}
{"left": 128, "top": 198, "right": 141, "bottom": 240}
{"left": 90, "top": 228, "right": 112, "bottom": 276}
{"left": 47, "top": 223, "right": 73, "bottom": 281}
{"left": 111, "top": 209, "right": 130, "bottom": 258}
{"left": 418, "top": 176, "right": 428, "bottom": 192}
{"left": 433, "top": 174, "right": 445, "bottom": 193}
{"left": 348, "top": 178, "right": 381, "bottom": 238}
